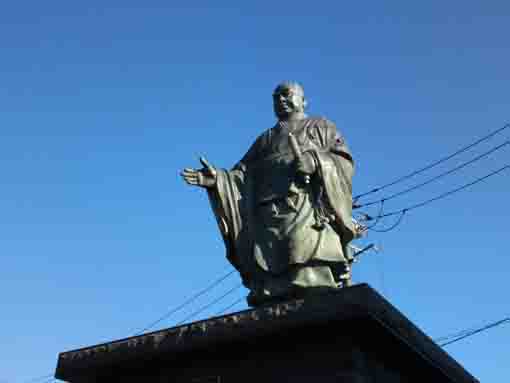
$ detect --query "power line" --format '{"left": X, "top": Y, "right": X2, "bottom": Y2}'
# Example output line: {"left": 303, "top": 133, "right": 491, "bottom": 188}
{"left": 435, "top": 328, "right": 478, "bottom": 343}
{"left": 22, "top": 282, "right": 240, "bottom": 383}
{"left": 359, "top": 200, "right": 385, "bottom": 229}
{"left": 133, "top": 269, "right": 236, "bottom": 335}
{"left": 354, "top": 123, "right": 510, "bottom": 201}
{"left": 176, "top": 283, "right": 242, "bottom": 325}
{"left": 434, "top": 319, "right": 498, "bottom": 343}
{"left": 359, "top": 163, "right": 508, "bottom": 232}
{"left": 369, "top": 210, "right": 406, "bottom": 232}
{"left": 215, "top": 296, "right": 246, "bottom": 315}
{"left": 439, "top": 317, "right": 510, "bottom": 347}
{"left": 357, "top": 140, "right": 510, "bottom": 208}
{"left": 375, "top": 164, "right": 509, "bottom": 219}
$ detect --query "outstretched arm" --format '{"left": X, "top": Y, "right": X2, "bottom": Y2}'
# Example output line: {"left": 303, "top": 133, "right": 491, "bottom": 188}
{"left": 181, "top": 157, "right": 217, "bottom": 189}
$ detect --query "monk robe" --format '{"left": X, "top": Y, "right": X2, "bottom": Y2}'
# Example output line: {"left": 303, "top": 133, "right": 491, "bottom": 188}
{"left": 208, "top": 117, "right": 355, "bottom": 306}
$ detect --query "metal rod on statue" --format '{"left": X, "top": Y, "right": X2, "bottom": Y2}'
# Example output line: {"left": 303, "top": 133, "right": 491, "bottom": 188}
{"left": 351, "top": 243, "right": 376, "bottom": 262}
{"left": 288, "top": 132, "right": 310, "bottom": 184}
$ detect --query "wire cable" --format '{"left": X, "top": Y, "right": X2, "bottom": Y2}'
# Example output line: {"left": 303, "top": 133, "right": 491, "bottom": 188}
{"left": 369, "top": 210, "right": 406, "bottom": 232}
{"left": 354, "top": 123, "right": 510, "bottom": 201}
{"left": 439, "top": 317, "right": 510, "bottom": 347}
{"left": 436, "top": 327, "right": 482, "bottom": 344}
{"left": 23, "top": 280, "right": 238, "bottom": 383}
{"left": 359, "top": 200, "right": 385, "bottom": 230}
{"left": 375, "top": 164, "right": 509, "bottom": 219}
{"left": 175, "top": 284, "right": 242, "bottom": 325}
{"left": 133, "top": 269, "right": 236, "bottom": 335}
{"left": 215, "top": 296, "right": 246, "bottom": 315}
{"left": 358, "top": 140, "right": 510, "bottom": 208}
{"left": 434, "top": 319, "right": 494, "bottom": 343}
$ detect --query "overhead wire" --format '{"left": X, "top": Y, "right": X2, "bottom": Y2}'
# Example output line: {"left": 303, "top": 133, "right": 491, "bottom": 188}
{"left": 23, "top": 277, "right": 241, "bottom": 383}
{"left": 357, "top": 140, "right": 510, "bottom": 209}
{"left": 175, "top": 283, "right": 242, "bottom": 325}
{"left": 438, "top": 317, "right": 510, "bottom": 347}
{"left": 215, "top": 296, "right": 246, "bottom": 316}
{"left": 357, "top": 200, "right": 385, "bottom": 230}
{"left": 358, "top": 163, "right": 509, "bottom": 232}
{"left": 435, "top": 324, "right": 486, "bottom": 344}
{"left": 372, "top": 164, "right": 509, "bottom": 220}
{"left": 368, "top": 210, "right": 406, "bottom": 232}
{"left": 133, "top": 269, "right": 236, "bottom": 335}
{"left": 354, "top": 123, "right": 509, "bottom": 201}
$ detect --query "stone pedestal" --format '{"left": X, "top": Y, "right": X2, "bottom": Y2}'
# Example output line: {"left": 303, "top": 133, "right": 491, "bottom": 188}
{"left": 55, "top": 284, "right": 478, "bottom": 382}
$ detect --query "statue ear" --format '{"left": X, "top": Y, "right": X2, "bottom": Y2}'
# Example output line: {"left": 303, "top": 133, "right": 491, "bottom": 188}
{"left": 302, "top": 98, "right": 308, "bottom": 110}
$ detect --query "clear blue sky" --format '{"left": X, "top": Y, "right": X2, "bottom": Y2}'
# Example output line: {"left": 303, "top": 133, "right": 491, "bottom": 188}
{"left": 1, "top": 1, "right": 508, "bottom": 382}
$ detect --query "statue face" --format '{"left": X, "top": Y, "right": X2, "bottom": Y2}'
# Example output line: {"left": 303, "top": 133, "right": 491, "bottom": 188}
{"left": 273, "top": 84, "right": 305, "bottom": 120}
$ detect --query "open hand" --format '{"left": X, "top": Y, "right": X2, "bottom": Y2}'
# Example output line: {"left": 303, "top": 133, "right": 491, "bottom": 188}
{"left": 181, "top": 157, "right": 217, "bottom": 189}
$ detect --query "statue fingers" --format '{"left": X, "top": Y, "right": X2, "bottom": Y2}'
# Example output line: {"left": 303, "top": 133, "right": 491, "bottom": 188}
{"left": 182, "top": 168, "right": 198, "bottom": 175}
{"left": 181, "top": 173, "right": 199, "bottom": 183}
{"left": 181, "top": 170, "right": 200, "bottom": 181}
{"left": 183, "top": 173, "right": 198, "bottom": 180}
{"left": 199, "top": 156, "right": 211, "bottom": 169}
{"left": 199, "top": 156, "right": 217, "bottom": 176}
{"left": 183, "top": 176, "right": 199, "bottom": 185}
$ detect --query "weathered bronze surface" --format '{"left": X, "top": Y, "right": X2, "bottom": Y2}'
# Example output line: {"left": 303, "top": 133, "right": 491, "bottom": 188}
{"left": 182, "top": 82, "right": 355, "bottom": 306}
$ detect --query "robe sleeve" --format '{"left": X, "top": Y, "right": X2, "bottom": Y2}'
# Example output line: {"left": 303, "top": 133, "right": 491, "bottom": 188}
{"left": 207, "top": 169, "right": 245, "bottom": 269}
{"left": 206, "top": 137, "right": 259, "bottom": 284}
{"left": 310, "top": 119, "right": 356, "bottom": 245}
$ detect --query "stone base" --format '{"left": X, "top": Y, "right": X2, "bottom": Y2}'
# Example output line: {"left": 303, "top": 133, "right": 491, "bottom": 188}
{"left": 55, "top": 284, "right": 478, "bottom": 383}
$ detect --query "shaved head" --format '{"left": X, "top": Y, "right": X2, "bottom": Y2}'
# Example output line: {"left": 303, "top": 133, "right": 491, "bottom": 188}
{"left": 272, "top": 81, "right": 307, "bottom": 120}
{"left": 273, "top": 81, "right": 305, "bottom": 98}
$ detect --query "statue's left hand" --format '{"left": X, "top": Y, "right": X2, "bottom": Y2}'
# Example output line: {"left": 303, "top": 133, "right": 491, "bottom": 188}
{"left": 181, "top": 157, "right": 217, "bottom": 189}
{"left": 296, "top": 151, "right": 317, "bottom": 176}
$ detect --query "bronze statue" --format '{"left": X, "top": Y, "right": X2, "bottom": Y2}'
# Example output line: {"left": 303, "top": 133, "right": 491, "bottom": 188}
{"left": 181, "top": 82, "right": 355, "bottom": 306}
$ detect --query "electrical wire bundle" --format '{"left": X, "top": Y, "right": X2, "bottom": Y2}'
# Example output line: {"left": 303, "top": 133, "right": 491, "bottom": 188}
{"left": 353, "top": 123, "right": 510, "bottom": 233}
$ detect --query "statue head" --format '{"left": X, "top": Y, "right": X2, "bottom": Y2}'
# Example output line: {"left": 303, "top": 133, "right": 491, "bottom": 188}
{"left": 272, "top": 81, "right": 307, "bottom": 121}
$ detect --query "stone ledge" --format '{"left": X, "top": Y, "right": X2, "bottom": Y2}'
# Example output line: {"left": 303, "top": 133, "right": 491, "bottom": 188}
{"left": 55, "top": 284, "right": 478, "bottom": 383}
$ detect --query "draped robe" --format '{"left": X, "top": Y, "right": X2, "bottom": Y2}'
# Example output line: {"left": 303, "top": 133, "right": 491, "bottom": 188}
{"left": 208, "top": 117, "right": 355, "bottom": 305}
